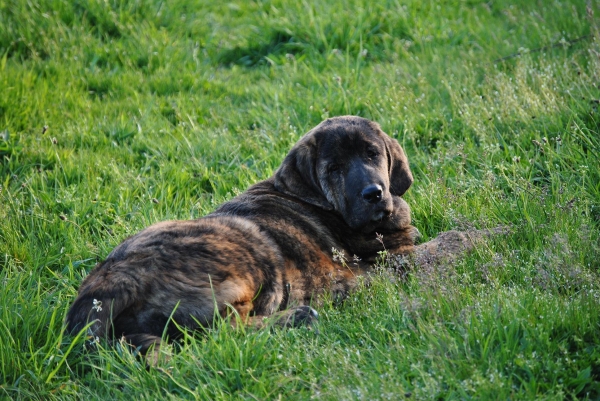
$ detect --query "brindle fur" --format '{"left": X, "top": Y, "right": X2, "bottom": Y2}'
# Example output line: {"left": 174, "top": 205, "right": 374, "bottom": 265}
{"left": 66, "top": 116, "right": 419, "bottom": 355}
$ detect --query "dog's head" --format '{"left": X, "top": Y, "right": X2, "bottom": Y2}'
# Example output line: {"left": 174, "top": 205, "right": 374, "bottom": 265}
{"left": 274, "top": 116, "right": 413, "bottom": 230}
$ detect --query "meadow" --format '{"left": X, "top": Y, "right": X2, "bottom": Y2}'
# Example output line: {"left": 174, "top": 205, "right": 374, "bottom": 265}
{"left": 1, "top": 0, "right": 599, "bottom": 399}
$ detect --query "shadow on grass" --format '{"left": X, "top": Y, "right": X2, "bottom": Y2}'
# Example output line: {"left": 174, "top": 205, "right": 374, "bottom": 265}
{"left": 217, "top": 30, "right": 306, "bottom": 67}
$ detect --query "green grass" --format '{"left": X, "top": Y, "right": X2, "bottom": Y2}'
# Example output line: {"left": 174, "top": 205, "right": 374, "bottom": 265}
{"left": 1, "top": 0, "right": 599, "bottom": 399}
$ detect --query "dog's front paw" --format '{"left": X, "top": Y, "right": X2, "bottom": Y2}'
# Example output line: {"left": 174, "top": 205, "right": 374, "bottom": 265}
{"left": 408, "top": 225, "right": 421, "bottom": 244}
{"left": 277, "top": 306, "right": 319, "bottom": 329}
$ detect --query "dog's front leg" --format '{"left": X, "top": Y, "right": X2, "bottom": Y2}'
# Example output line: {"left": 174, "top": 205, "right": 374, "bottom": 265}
{"left": 243, "top": 306, "right": 319, "bottom": 331}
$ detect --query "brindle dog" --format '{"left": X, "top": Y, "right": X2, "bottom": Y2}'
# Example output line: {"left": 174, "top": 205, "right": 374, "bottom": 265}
{"left": 66, "top": 116, "right": 419, "bottom": 355}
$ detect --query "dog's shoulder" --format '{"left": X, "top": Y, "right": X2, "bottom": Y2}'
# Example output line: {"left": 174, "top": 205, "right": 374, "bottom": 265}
{"left": 212, "top": 178, "right": 344, "bottom": 260}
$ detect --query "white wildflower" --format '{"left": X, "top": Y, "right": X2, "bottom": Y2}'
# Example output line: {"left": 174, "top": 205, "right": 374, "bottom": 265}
{"left": 92, "top": 299, "right": 102, "bottom": 312}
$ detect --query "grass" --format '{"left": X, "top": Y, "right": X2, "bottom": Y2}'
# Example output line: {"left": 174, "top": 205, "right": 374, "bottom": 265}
{"left": 1, "top": 0, "right": 599, "bottom": 399}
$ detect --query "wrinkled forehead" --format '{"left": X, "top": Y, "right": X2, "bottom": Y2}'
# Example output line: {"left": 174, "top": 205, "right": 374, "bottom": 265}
{"left": 314, "top": 123, "right": 386, "bottom": 159}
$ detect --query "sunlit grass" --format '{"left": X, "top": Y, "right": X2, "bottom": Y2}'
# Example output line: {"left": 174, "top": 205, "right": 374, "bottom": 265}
{"left": 1, "top": 0, "right": 599, "bottom": 399}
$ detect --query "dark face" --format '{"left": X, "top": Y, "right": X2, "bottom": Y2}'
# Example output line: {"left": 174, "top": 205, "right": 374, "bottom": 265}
{"left": 317, "top": 132, "right": 394, "bottom": 229}
{"left": 274, "top": 116, "right": 413, "bottom": 230}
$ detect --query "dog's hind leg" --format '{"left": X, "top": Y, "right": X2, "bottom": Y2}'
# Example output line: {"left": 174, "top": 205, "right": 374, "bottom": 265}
{"left": 121, "top": 334, "right": 165, "bottom": 365}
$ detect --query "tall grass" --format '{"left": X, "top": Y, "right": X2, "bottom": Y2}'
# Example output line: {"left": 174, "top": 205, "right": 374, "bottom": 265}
{"left": 1, "top": 0, "right": 599, "bottom": 399}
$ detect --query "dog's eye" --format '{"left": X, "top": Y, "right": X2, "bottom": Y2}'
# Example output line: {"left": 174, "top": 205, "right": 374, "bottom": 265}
{"left": 366, "top": 150, "right": 379, "bottom": 159}
{"left": 328, "top": 164, "right": 341, "bottom": 173}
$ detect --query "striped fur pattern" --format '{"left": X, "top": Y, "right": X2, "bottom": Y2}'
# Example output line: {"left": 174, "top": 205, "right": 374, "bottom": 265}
{"left": 66, "top": 116, "right": 418, "bottom": 355}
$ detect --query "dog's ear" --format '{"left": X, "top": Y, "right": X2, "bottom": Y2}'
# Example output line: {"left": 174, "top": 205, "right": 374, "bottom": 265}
{"left": 382, "top": 135, "right": 413, "bottom": 196}
{"left": 274, "top": 137, "right": 333, "bottom": 210}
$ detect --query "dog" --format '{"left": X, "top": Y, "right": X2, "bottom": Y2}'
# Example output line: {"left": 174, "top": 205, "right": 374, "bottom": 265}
{"left": 66, "top": 116, "right": 419, "bottom": 356}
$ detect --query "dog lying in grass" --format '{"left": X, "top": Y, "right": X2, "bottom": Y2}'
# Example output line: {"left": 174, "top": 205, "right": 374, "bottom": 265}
{"left": 66, "top": 116, "right": 416, "bottom": 355}
{"left": 66, "top": 115, "right": 488, "bottom": 358}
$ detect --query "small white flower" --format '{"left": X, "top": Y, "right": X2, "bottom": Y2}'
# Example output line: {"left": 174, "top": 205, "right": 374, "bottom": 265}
{"left": 332, "top": 247, "right": 347, "bottom": 265}
{"left": 92, "top": 299, "right": 102, "bottom": 312}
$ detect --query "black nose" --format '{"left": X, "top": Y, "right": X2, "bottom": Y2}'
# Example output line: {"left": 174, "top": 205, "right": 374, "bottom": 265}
{"left": 361, "top": 184, "right": 383, "bottom": 204}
